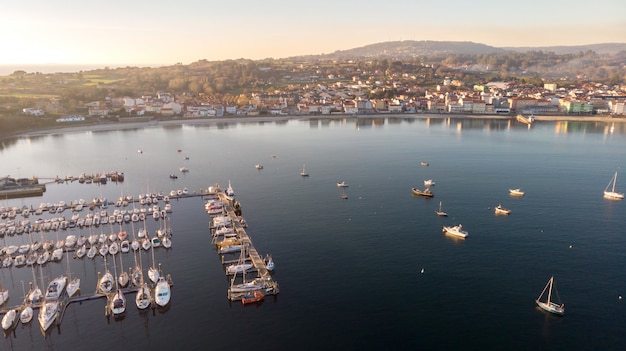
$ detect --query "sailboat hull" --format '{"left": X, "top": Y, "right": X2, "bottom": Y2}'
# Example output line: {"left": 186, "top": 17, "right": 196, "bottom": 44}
{"left": 535, "top": 300, "right": 565, "bottom": 315}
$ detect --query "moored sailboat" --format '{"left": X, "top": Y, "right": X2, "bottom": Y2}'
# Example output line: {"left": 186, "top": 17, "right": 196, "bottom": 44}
{"left": 603, "top": 171, "right": 624, "bottom": 200}
{"left": 535, "top": 275, "right": 565, "bottom": 316}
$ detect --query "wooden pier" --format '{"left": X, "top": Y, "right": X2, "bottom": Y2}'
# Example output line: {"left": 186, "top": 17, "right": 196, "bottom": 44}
{"left": 210, "top": 186, "right": 279, "bottom": 301}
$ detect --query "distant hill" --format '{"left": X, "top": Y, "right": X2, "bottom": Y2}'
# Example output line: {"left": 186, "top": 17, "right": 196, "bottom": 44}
{"left": 502, "top": 43, "right": 626, "bottom": 55}
{"left": 294, "top": 40, "right": 626, "bottom": 60}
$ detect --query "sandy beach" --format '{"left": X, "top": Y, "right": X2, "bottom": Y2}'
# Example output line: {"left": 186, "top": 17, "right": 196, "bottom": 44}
{"left": 13, "top": 113, "right": 626, "bottom": 139}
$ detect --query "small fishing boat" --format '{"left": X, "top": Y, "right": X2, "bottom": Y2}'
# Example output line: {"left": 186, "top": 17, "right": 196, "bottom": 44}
{"left": 265, "top": 254, "right": 275, "bottom": 272}
{"left": 509, "top": 188, "right": 525, "bottom": 196}
{"left": 535, "top": 276, "right": 565, "bottom": 316}
{"left": 412, "top": 187, "right": 434, "bottom": 197}
{"left": 241, "top": 290, "right": 264, "bottom": 305}
{"left": 494, "top": 204, "right": 511, "bottom": 215}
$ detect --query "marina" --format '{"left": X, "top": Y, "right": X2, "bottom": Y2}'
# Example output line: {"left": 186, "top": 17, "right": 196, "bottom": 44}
{"left": 0, "top": 117, "right": 624, "bottom": 350}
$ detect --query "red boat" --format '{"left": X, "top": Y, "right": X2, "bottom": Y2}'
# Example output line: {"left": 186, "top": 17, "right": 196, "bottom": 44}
{"left": 241, "top": 290, "right": 264, "bottom": 305}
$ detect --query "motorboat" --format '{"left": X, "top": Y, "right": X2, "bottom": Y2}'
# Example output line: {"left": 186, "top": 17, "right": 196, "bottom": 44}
{"left": 509, "top": 188, "right": 525, "bottom": 196}
{"left": 420, "top": 161, "right": 429, "bottom": 166}
{"left": 255, "top": 164, "right": 263, "bottom": 170}
{"left": 241, "top": 290, "right": 264, "bottom": 305}
{"left": 412, "top": 187, "right": 434, "bottom": 197}
{"left": 224, "top": 180, "right": 236, "bottom": 200}
{"left": 494, "top": 204, "right": 511, "bottom": 215}
{"left": 516, "top": 114, "right": 535, "bottom": 125}
{"left": 169, "top": 174, "right": 178, "bottom": 179}
{"left": 45, "top": 276, "right": 67, "bottom": 300}
{"left": 337, "top": 181, "right": 348, "bottom": 188}
{"left": 424, "top": 179, "right": 436, "bottom": 186}
{"left": 265, "top": 254, "right": 275, "bottom": 272}
{"left": 442, "top": 224, "right": 469, "bottom": 238}
{"left": 179, "top": 167, "right": 189, "bottom": 173}
{"left": 154, "top": 276, "right": 171, "bottom": 307}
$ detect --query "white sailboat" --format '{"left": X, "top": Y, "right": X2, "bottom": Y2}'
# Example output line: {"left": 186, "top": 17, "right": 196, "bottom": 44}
{"left": 65, "top": 249, "right": 80, "bottom": 298}
{"left": 535, "top": 275, "right": 565, "bottom": 316}
{"left": 604, "top": 171, "right": 624, "bottom": 200}
{"left": 0, "top": 282, "right": 7, "bottom": 306}
{"left": 135, "top": 282, "right": 151, "bottom": 310}
{"left": 300, "top": 164, "right": 309, "bottom": 177}
{"left": 2, "top": 308, "right": 19, "bottom": 331}
{"left": 435, "top": 201, "right": 448, "bottom": 216}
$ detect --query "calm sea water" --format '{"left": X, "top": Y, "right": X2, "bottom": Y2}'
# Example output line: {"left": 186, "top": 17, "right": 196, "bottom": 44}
{"left": 0, "top": 116, "right": 625, "bottom": 350}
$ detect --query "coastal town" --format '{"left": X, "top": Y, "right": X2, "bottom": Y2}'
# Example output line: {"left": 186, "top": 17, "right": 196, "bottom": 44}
{"left": 20, "top": 78, "right": 626, "bottom": 122}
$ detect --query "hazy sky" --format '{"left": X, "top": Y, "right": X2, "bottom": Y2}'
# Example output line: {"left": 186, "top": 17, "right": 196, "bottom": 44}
{"left": 2, "top": 0, "right": 625, "bottom": 67}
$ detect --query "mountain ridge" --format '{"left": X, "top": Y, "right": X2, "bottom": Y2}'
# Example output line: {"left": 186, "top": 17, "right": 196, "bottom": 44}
{"left": 291, "top": 40, "right": 626, "bottom": 59}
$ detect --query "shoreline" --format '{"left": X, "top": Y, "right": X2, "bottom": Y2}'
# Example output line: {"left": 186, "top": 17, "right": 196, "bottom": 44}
{"left": 11, "top": 113, "right": 626, "bottom": 139}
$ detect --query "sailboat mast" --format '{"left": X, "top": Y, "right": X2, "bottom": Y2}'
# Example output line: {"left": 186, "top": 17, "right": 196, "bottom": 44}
{"left": 547, "top": 276, "right": 553, "bottom": 304}
{"left": 613, "top": 172, "right": 618, "bottom": 192}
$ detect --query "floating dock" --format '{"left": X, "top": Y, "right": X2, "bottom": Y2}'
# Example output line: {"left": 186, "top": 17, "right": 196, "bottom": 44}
{"left": 209, "top": 185, "right": 279, "bottom": 302}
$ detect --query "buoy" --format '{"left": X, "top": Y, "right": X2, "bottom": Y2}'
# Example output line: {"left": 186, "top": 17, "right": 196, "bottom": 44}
{"left": 569, "top": 245, "right": 573, "bottom": 249}
{"left": 420, "top": 268, "right": 424, "bottom": 274}
{"left": 619, "top": 295, "right": 622, "bottom": 300}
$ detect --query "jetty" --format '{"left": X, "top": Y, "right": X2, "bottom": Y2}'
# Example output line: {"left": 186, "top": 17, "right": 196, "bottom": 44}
{"left": 209, "top": 185, "right": 279, "bottom": 301}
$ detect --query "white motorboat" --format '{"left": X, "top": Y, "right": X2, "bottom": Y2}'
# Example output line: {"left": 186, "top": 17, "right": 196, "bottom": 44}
{"left": 424, "top": 179, "right": 436, "bottom": 186}
{"left": 255, "top": 164, "right": 263, "bottom": 170}
{"left": 224, "top": 180, "right": 235, "bottom": 200}
{"left": 442, "top": 224, "right": 469, "bottom": 239}
{"left": 154, "top": 276, "right": 171, "bottom": 307}
{"left": 494, "top": 204, "right": 511, "bottom": 215}
{"left": 509, "top": 188, "right": 525, "bottom": 196}
{"left": 337, "top": 181, "right": 348, "bottom": 187}
{"left": 535, "top": 276, "right": 565, "bottom": 316}
{"left": 44, "top": 276, "right": 67, "bottom": 300}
